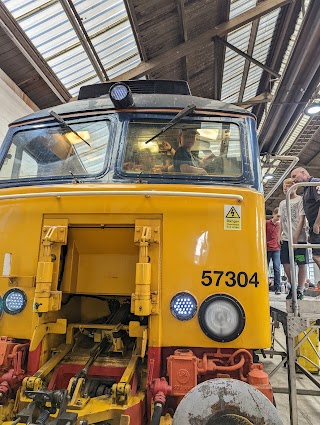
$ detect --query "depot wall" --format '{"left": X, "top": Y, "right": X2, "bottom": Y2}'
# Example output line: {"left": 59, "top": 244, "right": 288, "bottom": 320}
{"left": 0, "top": 69, "right": 38, "bottom": 146}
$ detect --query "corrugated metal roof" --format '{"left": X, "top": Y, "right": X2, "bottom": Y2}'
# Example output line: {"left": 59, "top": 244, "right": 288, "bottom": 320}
{"left": 3, "top": 0, "right": 140, "bottom": 96}
{"left": 222, "top": 0, "right": 279, "bottom": 104}
{"left": 229, "top": 0, "right": 256, "bottom": 19}
{"left": 279, "top": 114, "right": 310, "bottom": 154}
{"left": 221, "top": 23, "right": 250, "bottom": 102}
{"left": 242, "top": 8, "right": 279, "bottom": 100}
{"left": 258, "top": 0, "right": 312, "bottom": 132}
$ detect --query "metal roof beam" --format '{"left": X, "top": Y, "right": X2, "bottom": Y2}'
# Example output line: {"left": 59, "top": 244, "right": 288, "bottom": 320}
{"left": 111, "top": 0, "right": 292, "bottom": 82}
{"left": 259, "top": 0, "right": 320, "bottom": 153}
{"left": 253, "top": 1, "right": 302, "bottom": 123}
{"left": 235, "top": 92, "right": 273, "bottom": 107}
{"left": 176, "top": 0, "right": 189, "bottom": 81}
{"left": 213, "top": 0, "right": 230, "bottom": 100}
{"left": 124, "top": 0, "right": 148, "bottom": 62}
{"left": 59, "top": 0, "right": 108, "bottom": 82}
{"left": 216, "top": 36, "right": 280, "bottom": 79}
{"left": 0, "top": 2, "right": 70, "bottom": 103}
{"left": 238, "top": 19, "right": 260, "bottom": 102}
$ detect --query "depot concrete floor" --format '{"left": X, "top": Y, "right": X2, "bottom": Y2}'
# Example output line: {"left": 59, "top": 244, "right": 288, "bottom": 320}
{"left": 262, "top": 293, "right": 320, "bottom": 424}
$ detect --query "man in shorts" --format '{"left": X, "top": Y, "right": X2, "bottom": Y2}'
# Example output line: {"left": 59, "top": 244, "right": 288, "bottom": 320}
{"left": 291, "top": 168, "right": 320, "bottom": 271}
{"left": 278, "top": 178, "right": 308, "bottom": 300}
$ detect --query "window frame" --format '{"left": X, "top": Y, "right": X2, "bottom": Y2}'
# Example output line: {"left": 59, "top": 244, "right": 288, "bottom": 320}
{"left": 0, "top": 115, "right": 115, "bottom": 186}
{"left": 114, "top": 113, "right": 252, "bottom": 185}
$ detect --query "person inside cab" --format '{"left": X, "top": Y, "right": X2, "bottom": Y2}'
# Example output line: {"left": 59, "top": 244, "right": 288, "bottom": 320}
{"left": 173, "top": 127, "right": 216, "bottom": 174}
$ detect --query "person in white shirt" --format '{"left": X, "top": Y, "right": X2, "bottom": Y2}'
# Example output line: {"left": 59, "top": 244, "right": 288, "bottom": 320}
{"left": 278, "top": 178, "right": 308, "bottom": 300}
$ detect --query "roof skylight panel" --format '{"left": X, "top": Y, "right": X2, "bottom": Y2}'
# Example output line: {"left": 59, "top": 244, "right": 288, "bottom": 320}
{"left": 229, "top": 0, "right": 256, "bottom": 19}
{"left": 11, "top": 2, "right": 86, "bottom": 61}
{"left": 227, "top": 24, "right": 252, "bottom": 46}
{"left": 221, "top": 72, "right": 245, "bottom": 101}
{"left": 68, "top": 76, "right": 100, "bottom": 97}
{"left": 73, "top": 0, "right": 126, "bottom": 36}
{"left": 3, "top": 0, "right": 141, "bottom": 98}
{"left": 243, "top": 78, "right": 262, "bottom": 100}
{"left": 2, "top": 0, "right": 45, "bottom": 19}
{"left": 108, "top": 54, "right": 140, "bottom": 78}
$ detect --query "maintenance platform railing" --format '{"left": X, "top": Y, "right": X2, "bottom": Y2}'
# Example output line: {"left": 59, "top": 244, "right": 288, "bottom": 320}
{"left": 267, "top": 181, "right": 320, "bottom": 425}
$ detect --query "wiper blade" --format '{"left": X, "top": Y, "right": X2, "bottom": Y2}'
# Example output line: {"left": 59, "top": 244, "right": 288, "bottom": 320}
{"left": 50, "top": 110, "right": 91, "bottom": 147}
{"left": 145, "top": 104, "right": 196, "bottom": 144}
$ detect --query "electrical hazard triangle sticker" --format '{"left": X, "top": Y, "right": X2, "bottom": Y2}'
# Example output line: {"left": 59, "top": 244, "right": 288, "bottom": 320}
{"left": 225, "top": 206, "right": 240, "bottom": 218}
{"left": 224, "top": 205, "right": 241, "bottom": 230}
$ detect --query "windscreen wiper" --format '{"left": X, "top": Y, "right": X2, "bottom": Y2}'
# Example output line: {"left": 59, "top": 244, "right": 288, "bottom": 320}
{"left": 145, "top": 104, "right": 196, "bottom": 144}
{"left": 50, "top": 110, "right": 91, "bottom": 147}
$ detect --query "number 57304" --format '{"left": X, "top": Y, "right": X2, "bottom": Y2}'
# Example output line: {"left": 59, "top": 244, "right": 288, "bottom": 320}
{"left": 201, "top": 270, "right": 259, "bottom": 288}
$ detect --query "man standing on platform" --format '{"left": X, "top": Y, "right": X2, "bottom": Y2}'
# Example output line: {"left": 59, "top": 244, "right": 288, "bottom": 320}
{"left": 266, "top": 207, "right": 281, "bottom": 294}
{"left": 278, "top": 178, "right": 308, "bottom": 300}
{"left": 291, "top": 167, "right": 320, "bottom": 271}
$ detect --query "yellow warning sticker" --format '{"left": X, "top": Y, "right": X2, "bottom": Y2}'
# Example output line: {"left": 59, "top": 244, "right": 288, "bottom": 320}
{"left": 224, "top": 205, "right": 241, "bottom": 230}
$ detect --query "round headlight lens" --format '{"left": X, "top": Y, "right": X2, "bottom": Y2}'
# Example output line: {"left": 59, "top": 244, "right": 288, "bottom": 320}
{"left": 170, "top": 292, "right": 197, "bottom": 321}
{"left": 109, "top": 83, "right": 134, "bottom": 109}
{"left": 110, "top": 84, "right": 129, "bottom": 101}
{"left": 3, "top": 289, "right": 27, "bottom": 315}
{"left": 199, "top": 294, "right": 245, "bottom": 342}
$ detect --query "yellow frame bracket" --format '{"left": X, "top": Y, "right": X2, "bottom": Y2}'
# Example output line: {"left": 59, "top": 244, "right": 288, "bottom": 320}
{"left": 111, "top": 346, "right": 140, "bottom": 405}
{"left": 30, "top": 319, "right": 67, "bottom": 351}
{"left": 67, "top": 377, "right": 90, "bottom": 409}
{"left": 34, "top": 343, "right": 73, "bottom": 379}
{"left": 129, "top": 322, "right": 148, "bottom": 358}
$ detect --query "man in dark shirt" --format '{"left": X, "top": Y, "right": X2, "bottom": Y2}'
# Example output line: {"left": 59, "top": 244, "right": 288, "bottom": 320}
{"left": 291, "top": 167, "right": 320, "bottom": 270}
{"left": 266, "top": 207, "right": 281, "bottom": 294}
{"left": 173, "top": 128, "right": 216, "bottom": 174}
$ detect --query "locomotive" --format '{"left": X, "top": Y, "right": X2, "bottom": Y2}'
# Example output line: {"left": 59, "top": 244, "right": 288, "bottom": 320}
{"left": 0, "top": 80, "right": 282, "bottom": 424}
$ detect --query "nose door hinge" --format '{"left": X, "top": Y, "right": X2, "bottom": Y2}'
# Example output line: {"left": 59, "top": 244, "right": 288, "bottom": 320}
{"left": 132, "top": 220, "right": 160, "bottom": 316}
{"left": 34, "top": 219, "right": 68, "bottom": 313}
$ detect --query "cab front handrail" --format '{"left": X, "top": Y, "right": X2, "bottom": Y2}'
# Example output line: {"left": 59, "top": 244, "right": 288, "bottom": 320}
{"left": 0, "top": 190, "right": 243, "bottom": 202}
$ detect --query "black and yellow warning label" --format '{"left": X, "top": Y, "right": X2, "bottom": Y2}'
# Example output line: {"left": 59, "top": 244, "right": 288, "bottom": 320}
{"left": 224, "top": 205, "right": 241, "bottom": 230}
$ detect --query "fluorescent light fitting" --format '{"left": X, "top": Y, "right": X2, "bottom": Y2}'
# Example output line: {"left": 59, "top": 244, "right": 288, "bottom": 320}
{"left": 264, "top": 174, "right": 274, "bottom": 180}
{"left": 305, "top": 101, "right": 320, "bottom": 116}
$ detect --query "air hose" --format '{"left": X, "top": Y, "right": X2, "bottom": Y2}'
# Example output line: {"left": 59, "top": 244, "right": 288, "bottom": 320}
{"left": 150, "top": 402, "right": 163, "bottom": 425}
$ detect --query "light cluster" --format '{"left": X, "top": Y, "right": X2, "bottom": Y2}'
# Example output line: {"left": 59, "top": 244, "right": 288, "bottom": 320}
{"left": 170, "top": 292, "right": 197, "bottom": 321}
{"left": 3, "top": 289, "right": 27, "bottom": 315}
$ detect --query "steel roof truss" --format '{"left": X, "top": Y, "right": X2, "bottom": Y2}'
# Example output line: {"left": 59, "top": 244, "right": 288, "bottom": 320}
{"left": 0, "top": 1, "right": 70, "bottom": 103}
{"left": 123, "top": 0, "right": 147, "bottom": 62}
{"left": 176, "top": 0, "right": 189, "bottom": 81}
{"left": 58, "top": 0, "right": 109, "bottom": 82}
{"left": 238, "top": 19, "right": 260, "bottom": 102}
{"left": 111, "top": 0, "right": 292, "bottom": 81}
{"left": 217, "top": 36, "right": 280, "bottom": 79}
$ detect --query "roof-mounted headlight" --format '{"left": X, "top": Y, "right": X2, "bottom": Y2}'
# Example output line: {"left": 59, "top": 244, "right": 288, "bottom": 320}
{"left": 3, "top": 288, "right": 27, "bottom": 315}
{"left": 109, "top": 83, "right": 134, "bottom": 109}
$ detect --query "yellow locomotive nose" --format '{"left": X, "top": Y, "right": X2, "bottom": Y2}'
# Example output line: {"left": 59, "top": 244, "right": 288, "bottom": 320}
{"left": 0, "top": 79, "right": 276, "bottom": 425}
